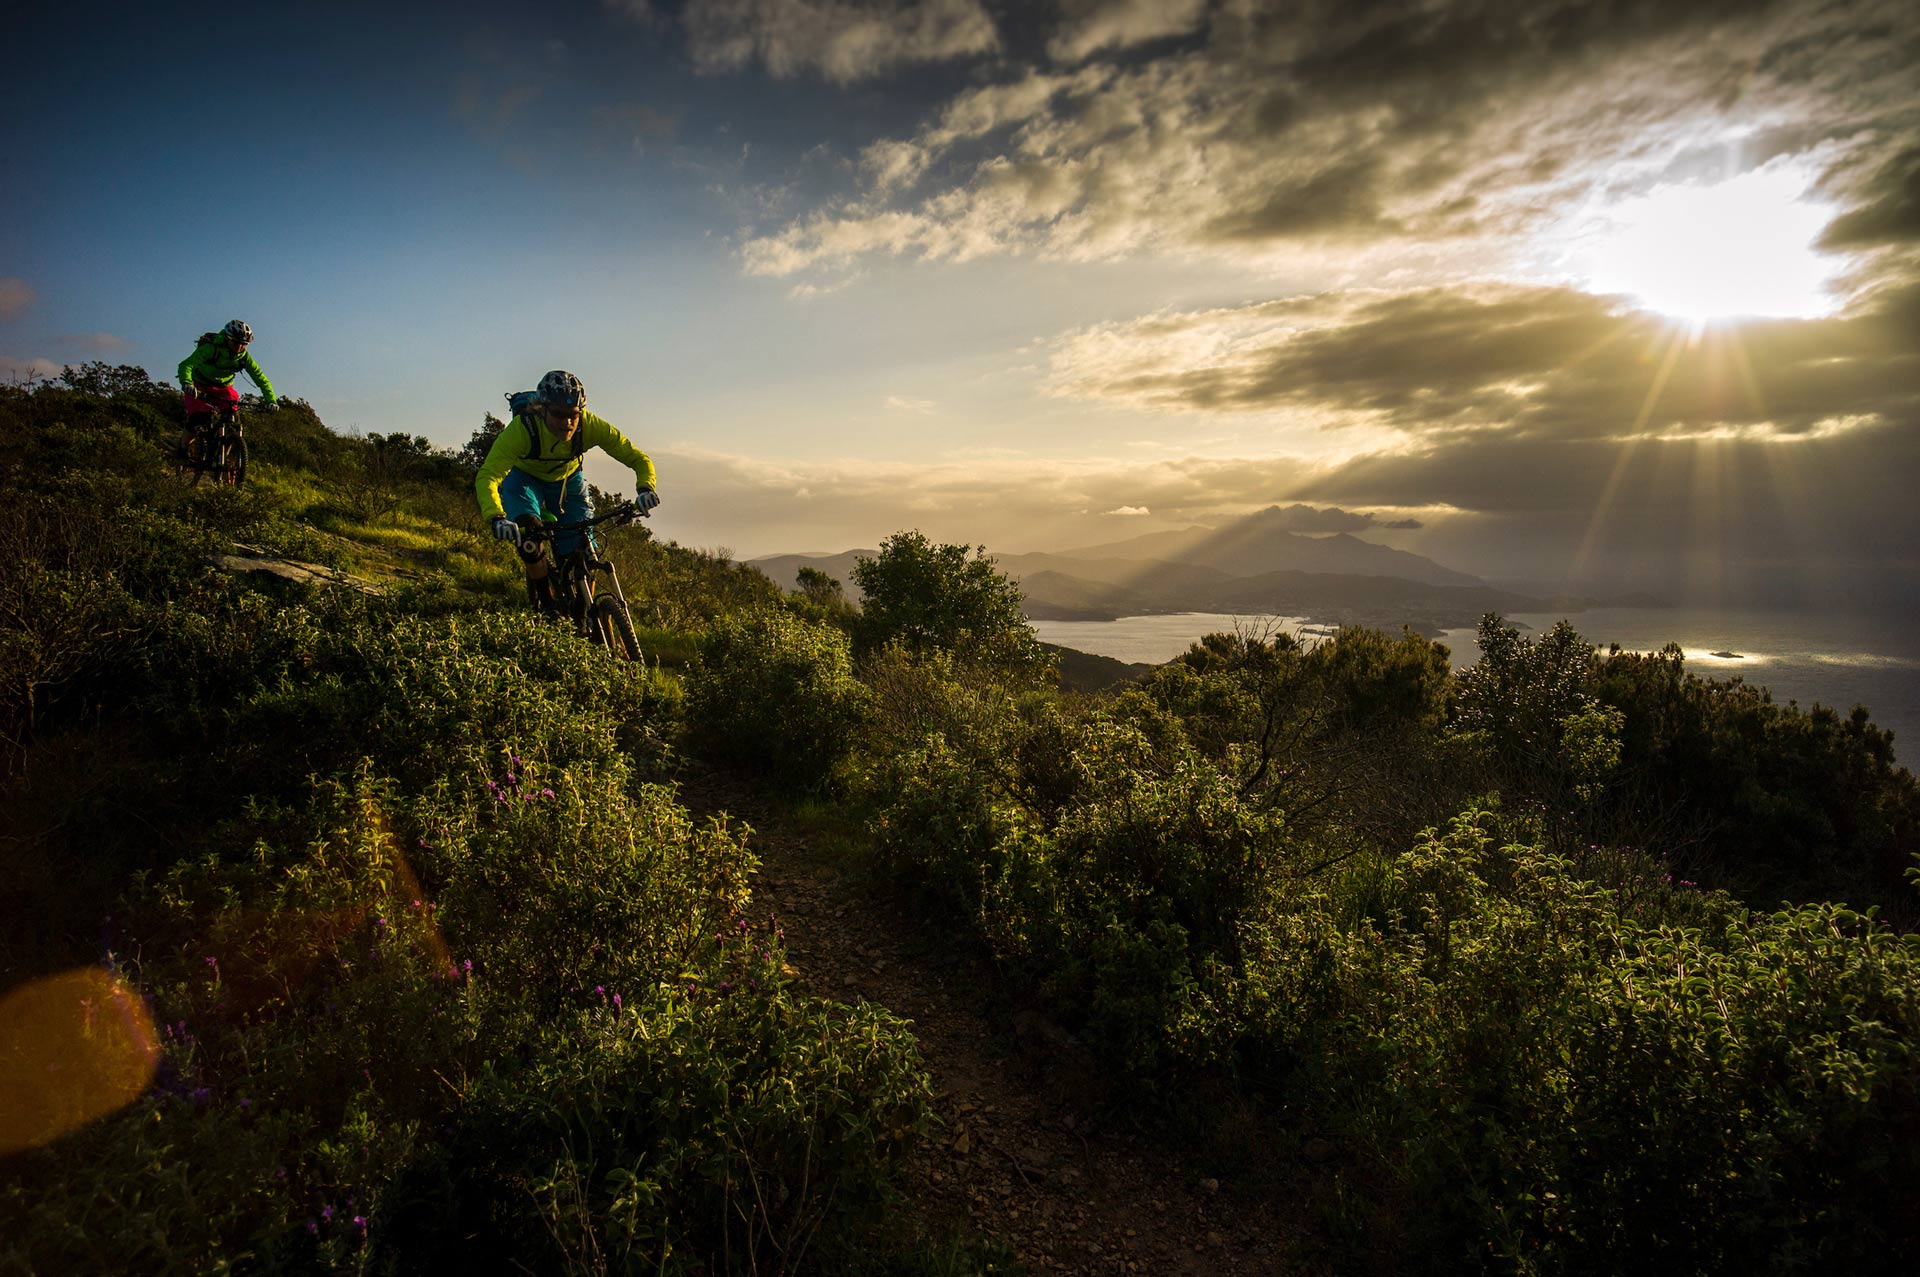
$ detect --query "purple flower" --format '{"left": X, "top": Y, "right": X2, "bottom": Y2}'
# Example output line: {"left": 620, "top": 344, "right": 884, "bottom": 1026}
{"left": 322, "top": 1204, "right": 335, "bottom": 1222}
{"left": 375, "top": 917, "right": 387, "bottom": 928}
{"left": 541, "top": 788, "right": 555, "bottom": 799}
{"left": 204, "top": 956, "right": 218, "bottom": 968}
{"left": 306, "top": 1220, "right": 319, "bottom": 1236}
{"left": 192, "top": 1087, "right": 212, "bottom": 1103}
{"left": 354, "top": 1214, "right": 367, "bottom": 1232}
{"left": 417, "top": 837, "right": 429, "bottom": 848}
{"left": 505, "top": 772, "right": 516, "bottom": 785}
{"left": 275, "top": 1166, "right": 287, "bottom": 1181}
{"left": 411, "top": 899, "right": 422, "bottom": 909}
{"left": 239, "top": 1097, "right": 252, "bottom": 1113}
{"left": 611, "top": 993, "right": 621, "bottom": 1010}
{"left": 463, "top": 959, "right": 472, "bottom": 974}
{"left": 595, "top": 985, "right": 605, "bottom": 997}
{"left": 719, "top": 980, "right": 730, "bottom": 991}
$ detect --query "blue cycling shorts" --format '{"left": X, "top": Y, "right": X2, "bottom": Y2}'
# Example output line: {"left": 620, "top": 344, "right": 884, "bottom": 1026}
{"left": 499, "top": 468, "right": 593, "bottom": 558}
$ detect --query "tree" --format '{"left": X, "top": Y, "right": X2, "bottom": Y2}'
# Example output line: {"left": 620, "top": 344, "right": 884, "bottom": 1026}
{"left": 795, "top": 566, "right": 844, "bottom": 607}
{"left": 850, "top": 531, "right": 1049, "bottom": 677}
{"left": 458, "top": 413, "right": 508, "bottom": 472}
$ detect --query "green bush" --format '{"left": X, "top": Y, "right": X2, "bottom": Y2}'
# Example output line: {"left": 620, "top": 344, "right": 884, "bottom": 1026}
{"left": 687, "top": 608, "right": 868, "bottom": 787}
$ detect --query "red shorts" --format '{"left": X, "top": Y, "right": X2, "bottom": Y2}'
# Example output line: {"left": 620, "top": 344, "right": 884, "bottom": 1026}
{"left": 184, "top": 384, "right": 240, "bottom": 414}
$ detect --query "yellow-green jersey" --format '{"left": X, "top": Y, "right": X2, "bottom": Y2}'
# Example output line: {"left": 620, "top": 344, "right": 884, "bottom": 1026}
{"left": 474, "top": 411, "right": 658, "bottom": 521}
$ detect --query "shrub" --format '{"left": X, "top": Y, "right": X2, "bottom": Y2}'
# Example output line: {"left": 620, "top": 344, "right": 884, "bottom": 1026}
{"left": 687, "top": 608, "right": 867, "bottom": 787}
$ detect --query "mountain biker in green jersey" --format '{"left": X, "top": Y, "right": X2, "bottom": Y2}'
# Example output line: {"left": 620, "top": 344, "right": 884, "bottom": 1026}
{"left": 475, "top": 370, "right": 660, "bottom": 616}
{"left": 177, "top": 320, "right": 277, "bottom": 456}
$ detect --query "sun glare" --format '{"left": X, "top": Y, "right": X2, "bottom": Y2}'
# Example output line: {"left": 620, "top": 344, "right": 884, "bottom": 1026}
{"left": 1574, "top": 165, "right": 1841, "bottom": 324}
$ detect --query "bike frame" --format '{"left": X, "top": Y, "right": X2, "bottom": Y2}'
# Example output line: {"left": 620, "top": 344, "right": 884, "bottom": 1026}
{"left": 182, "top": 399, "right": 248, "bottom": 487}
{"left": 522, "top": 504, "right": 647, "bottom": 658}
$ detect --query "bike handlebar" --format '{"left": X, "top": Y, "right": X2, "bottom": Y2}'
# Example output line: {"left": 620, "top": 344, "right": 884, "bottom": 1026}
{"left": 519, "top": 502, "right": 649, "bottom": 541}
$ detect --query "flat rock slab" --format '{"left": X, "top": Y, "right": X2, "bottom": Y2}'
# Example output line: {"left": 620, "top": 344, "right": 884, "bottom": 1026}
{"left": 209, "top": 548, "right": 384, "bottom": 594}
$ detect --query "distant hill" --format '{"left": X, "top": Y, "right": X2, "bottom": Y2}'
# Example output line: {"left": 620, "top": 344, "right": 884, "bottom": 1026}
{"left": 748, "top": 515, "right": 1543, "bottom": 635}
{"left": 750, "top": 550, "right": 876, "bottom": 594}
{"left": 1065, "top": 506, "right": 1484, "bottom": 588}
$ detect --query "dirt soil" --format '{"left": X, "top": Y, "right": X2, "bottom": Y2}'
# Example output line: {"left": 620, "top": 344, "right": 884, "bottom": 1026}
{"left": 681, "top": 768, "right": 1310, "bottom": 1275}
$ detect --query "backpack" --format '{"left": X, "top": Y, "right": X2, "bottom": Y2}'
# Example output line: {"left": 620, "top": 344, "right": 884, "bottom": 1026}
{"left": 504, "top": 390, "right": 586, "bottom": 461}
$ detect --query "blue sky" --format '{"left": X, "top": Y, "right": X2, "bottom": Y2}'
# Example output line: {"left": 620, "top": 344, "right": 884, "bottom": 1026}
{"left": 6, "top": 1, "right": 1918, "bottom": 609}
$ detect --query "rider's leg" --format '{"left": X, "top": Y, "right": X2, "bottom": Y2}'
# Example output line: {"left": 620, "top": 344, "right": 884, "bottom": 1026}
{"left": 499, "top": 469, "right": 565, "bottom": 618}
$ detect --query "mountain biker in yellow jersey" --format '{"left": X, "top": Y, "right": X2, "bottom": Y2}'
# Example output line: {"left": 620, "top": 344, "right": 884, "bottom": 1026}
{"left": 177, "top": 320, "right": 277, "bottom": 455}
{"left": 475, "top": 370, "right": 660, "bottom": 616}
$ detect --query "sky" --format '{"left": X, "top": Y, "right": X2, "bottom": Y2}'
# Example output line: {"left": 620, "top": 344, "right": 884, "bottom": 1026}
{"left": 4, "top": 0, "right": 1917, "bottom": 609}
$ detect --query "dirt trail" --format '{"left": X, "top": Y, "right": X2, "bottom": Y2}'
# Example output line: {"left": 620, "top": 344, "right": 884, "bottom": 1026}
{"left": 680, "top": 769, "right": 1302, "bottom": 1275}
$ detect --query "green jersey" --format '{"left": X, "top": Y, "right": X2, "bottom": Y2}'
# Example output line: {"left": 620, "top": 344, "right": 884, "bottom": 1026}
{"left": 178, "top": 335, "right": 275, "bottom": 403}
{"left": 474, "top": 411, "right": 658, "bottom": 521}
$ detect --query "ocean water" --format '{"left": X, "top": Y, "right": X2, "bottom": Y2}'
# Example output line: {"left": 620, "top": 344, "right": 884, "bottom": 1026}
{"left": 1032, "top": 607, "right": 1920, "bottom": 765}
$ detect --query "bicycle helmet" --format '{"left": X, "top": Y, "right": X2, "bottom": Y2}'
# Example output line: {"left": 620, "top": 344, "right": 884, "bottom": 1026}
{"left": 222, "top": 319, "right": 253, "bottom": 345}
{"left": 536, "top": 369, "right": 586, "bottom": 410}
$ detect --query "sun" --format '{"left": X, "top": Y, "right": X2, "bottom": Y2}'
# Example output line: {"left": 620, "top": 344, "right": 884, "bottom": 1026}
{"left": 1572, "top": 164, "right": 1842, "bottom": 324}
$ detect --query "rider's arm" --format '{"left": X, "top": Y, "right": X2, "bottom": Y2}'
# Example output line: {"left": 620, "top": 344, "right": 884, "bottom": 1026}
{"left": 474, "top": 416, "right": 535, "bottom": 521}
{"left": 177, "top": 342, "right": 212, "bottom": 392}
{"left": 580, "top": 412, "right": 657, "bottom": 492}
{"left": 238, "top": 350, "right": 276, "bottom": 404}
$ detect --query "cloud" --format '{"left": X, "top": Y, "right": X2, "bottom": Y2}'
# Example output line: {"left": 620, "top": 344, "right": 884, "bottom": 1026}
{"left": 1045, "top": 282, "right": 1920, "bottom": 443}
{"left": 1820, "top": 145, "right": 1920, "bottom": 249}
{"left": 885, "top": 394, "right": 936, "bottom": 413}
{"left": 600, "top": 0, "right": 658, "bottom": 22}
{"left": 1048, "top": 0, "right": 1209, "bottom": 65}
{"left": 683, "top": 0, "right": 999, "bottom": 84}
{"left": 1261, "top": 503, "right": 1423, "bottom": 533}
{"left": 1103, "top": 505, "right": 1151, "bottom": 516}
{"left": 590, "top": 102, "right": 681, "bottom": 153}
{"left": 740, "top": 0, "right": 1920, "bottom": 283}
{"left": 0, "top": 278, "right": 32, "bottom": 320}
{"left": 61, "top": 333, "right": 127, "bottom": 354}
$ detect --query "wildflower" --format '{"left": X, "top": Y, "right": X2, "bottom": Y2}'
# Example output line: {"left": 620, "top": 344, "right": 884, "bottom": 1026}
{"left": 411, "top": 899, "right": 422, "bottom": 909}
{"left": 463, "top": 959, "right": 472, "bottom": 974}
{"left": 612, "top": 993, "right": 621, "bottom": 1010}
{"left": 192, "top": 1087, "right": 212, "bottom": 1103}
{"left": 275, "top": 1166, "right": 287, "bottom": 1181}
{"left": 595, "top": 985, "right": 605, "bottom": 997}
{"left": 354, "top": 1215, "right": 367, "bottom": 1232}
{"left": 322, "top": 1205, "right": 335, "bottom": 1222}
{"left": 511, "top": 754, "right": 523, "bottom": 766}
{"left": 719, "top": 980, "right": 731, "bottom": 991}
{"left": 204, "top": 956, "right": 218, "bottom": 968}
{"left": 541, "top": 787, "right": 555, "bottom": 799}
{"left": 417, "top": 837, "right": 429, "bottom": 848}
{"left": 505, "top": 772, "right": 516, "bottom": 785}
{"left": 375, "top": 917, "right": 387, "bottom": 928}
{"left": 306, "top": 1220, "right": 319, "bottom": 1236}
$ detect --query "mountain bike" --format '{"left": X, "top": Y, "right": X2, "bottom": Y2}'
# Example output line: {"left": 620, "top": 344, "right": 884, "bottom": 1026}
{"left": 521, "top": 502, "right": 646, "bottom": 660}
{"left": 178, "top": 388, "right": 248, "bottom": 487}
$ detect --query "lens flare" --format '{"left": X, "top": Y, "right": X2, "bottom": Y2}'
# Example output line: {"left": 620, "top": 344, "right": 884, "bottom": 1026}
{"left": 1, "top": 967, "right": 161, "bottom": 1154}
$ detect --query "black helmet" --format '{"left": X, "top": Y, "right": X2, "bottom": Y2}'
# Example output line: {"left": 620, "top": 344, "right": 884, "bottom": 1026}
{"left": 537, "top": 370, "right": 585, "bottom": 409}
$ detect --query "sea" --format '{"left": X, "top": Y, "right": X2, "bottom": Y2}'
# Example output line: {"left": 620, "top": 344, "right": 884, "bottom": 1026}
{"left": 1031, "top": 607, "right": 1920, "bottom": 765}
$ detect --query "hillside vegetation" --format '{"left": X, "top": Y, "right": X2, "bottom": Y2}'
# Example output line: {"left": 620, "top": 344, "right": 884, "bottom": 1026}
{"left": 3, "top": 366, "right": 1918, "bottom": 1274}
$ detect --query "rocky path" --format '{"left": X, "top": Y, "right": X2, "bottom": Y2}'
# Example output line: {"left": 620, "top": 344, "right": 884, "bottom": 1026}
{"left": 679, "top": 769, "right": 1305, "bottom": 1275}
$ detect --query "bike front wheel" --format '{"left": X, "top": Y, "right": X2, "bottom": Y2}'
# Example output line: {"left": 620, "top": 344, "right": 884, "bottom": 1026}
{"left": 222, "top": 435, "right": 248, "bottom": 487}
{"left": 592, "top": 596, "right": 642, "bottom": 660}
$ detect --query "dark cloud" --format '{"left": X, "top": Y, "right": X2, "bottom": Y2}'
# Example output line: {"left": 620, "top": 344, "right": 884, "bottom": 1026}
{"left": 1821, "top": 146, "right": 1920, "bottom": 248}
{"left": 1053, "top": 283, "right": 1920, "bottom": 441}
{"left": 745, "top": 0, "right": 1919, "bottom": 281}
{"left": 1262, "top": 503, "right": 1423, "bottom": 533}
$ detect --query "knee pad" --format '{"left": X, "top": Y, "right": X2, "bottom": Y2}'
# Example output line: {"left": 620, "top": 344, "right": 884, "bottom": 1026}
{"left": 515, "top": 515, "right": 548, "bottom": 565}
